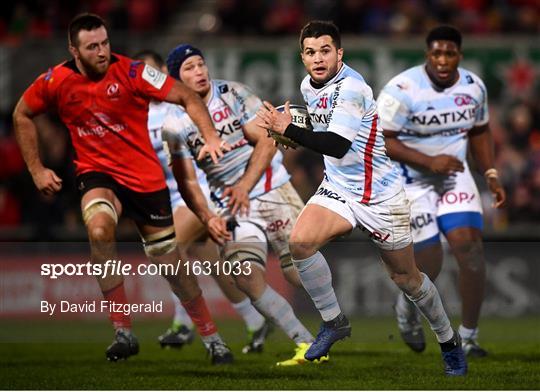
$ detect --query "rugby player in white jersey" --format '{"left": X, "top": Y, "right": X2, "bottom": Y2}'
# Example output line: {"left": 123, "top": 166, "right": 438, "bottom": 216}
{"left": 161, "top": 44, "right": 325, "bottom": 366}
{"left": 134, "top": 50, "right": 273, "bottom": 356}
{"left": 257, "top": 20, "right": 467, "bottom": 376}
{"left": 376, "top": 26, "right": 505, "bottom": 357}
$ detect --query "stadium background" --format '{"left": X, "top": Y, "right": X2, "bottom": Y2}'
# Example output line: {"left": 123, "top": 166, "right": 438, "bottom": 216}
{"left": 0, "top": 1, "right": 539, "bottom": 389}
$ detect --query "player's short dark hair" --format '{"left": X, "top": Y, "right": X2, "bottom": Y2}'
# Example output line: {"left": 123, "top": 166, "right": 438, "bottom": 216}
{"left": 133, "top": 49, "right": 165, "bottom": 68}
{"left": 299, "top": 20, "right": 341, "bottom": 51}
{"left": 68, "top": 13, "right": 107, "bottom": 47}
{"left": 426, "top": 25, "right": 462, "bottom": 49}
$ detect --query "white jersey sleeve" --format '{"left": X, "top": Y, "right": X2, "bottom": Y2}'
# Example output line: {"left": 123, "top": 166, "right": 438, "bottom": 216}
{"left": 161, "top": 105, "right": 195, "bottom": 161}
{"left": 376, "top": 74, "right": 415, "bottom": 132}
{"left": 472, "top": 73, "right": 489, "bottom": 126}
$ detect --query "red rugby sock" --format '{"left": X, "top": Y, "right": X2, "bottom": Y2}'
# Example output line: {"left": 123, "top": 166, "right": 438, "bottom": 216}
{"left": 181, "top": 293, "right": 218, "bottom": 337}
{"left": 102, "top": 282, "right": 132, "bottom": 330}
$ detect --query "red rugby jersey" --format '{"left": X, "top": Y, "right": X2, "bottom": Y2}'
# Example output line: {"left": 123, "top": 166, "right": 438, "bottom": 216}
{"left": 23, "top": 53, "right": 175, "bottom": 193}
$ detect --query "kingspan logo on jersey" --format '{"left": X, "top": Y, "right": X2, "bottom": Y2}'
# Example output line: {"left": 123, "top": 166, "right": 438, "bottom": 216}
{"left": 77, "top": 113, "right": 126, "bottom": 138}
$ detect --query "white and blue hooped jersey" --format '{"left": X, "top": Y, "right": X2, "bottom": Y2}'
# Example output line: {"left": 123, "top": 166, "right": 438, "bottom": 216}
{"left": 301, "top": 63, "right": 403, "bottom": 204}
{"left": 377, "top": 65, "right": 489, "bottom": 184}
{"left": 161, "top": 79, "right": 290, "bottom": 208}
{"left": 148, "top": 101, "right": 209, "bottom": 208}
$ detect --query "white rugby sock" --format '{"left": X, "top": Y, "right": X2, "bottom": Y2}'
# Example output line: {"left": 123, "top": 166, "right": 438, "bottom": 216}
{"left": 458, "top": 324, "right": 478, "bottom": 340}
{"left": 395, "top": 291, "right": 419, "bottom": 331}
{"left": 293, "top": 251, "right": 341, "bottom": 322}
{"left": 406, "top": 273, "right": 453, "bottom": 343}
{"left": 253, "top": 285, "right": 313, "bottom": 344}
{"left": 231, "top": 297, "right": 265, "bottom": 332}
{"left": 171, "top": 292, "right": 193, "bottom": 329}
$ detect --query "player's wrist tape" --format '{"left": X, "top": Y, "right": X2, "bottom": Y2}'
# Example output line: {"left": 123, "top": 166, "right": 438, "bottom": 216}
{"left": 484, "top": 168, "right": 498, "bottom": 179}
{"left": 284, "top": 124, "right": 352, "bottom": 158}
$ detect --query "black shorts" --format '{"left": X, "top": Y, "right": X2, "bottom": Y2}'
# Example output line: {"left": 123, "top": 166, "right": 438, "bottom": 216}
{"left": 77, "top": 171, "right": 173, "bottom": 227}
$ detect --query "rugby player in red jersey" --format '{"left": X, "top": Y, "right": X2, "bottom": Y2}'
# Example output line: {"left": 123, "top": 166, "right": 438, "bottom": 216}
{"left": 12, "top": 13, "right": 233, "bottom": 364}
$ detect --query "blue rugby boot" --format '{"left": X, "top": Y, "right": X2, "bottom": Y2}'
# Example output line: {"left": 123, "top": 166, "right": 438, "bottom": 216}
{"left": 305, "top": 313, "right": 351, "bottom": 361}
{"left": 440, "top": 331, "right": 468, "bottom": 376}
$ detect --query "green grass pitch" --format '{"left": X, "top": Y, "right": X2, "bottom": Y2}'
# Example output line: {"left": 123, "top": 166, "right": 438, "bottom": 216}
{"left": 1, "top": 317, "right": 539, "bottom": 389}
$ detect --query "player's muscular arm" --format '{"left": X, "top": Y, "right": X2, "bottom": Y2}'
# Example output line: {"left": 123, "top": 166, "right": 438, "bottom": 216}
{"left": 172, "top": 158, "right": 231, "bottom": 245}
{"left": 224, "top": 119, "right": 276, "bottom": 216}
{"left": 12, "top": 98, "right": 62, "bottom": 195}
{"left": 166, "top": 81, "right": 230, "bottom": 163}
{"left": 383, "top": 130, "right": 464, "bottom": 174}
{"left": 468, "top": 125, "right": 506, "bottom": 208}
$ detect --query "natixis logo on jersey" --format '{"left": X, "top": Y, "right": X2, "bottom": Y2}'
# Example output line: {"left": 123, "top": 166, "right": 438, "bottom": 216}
{"left": 411, "top": 107, "right": 476, "bottom": 126}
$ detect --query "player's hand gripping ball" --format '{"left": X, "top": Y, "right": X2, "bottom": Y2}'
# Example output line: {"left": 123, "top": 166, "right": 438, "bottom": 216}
{"left": 267, "top": 104, "right": 313, "bottom": 149}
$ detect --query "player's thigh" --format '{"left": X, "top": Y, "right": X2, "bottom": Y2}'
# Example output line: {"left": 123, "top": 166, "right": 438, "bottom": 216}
{"left": 78, "top": 172, "right": 123, "bottom": 231}
{"left": 223, "top": 217, "right": 268, "bottom": 271}
{"left": 234, "top": 260, "right": 267, "bottom": 299}
{"left": 291, "top": 204, "right": 353, "bottom": 247}
{"left": 445, "top": 227, "right": 484, "bottom": 271}
{"left": 81, "top": 187, "right": 121, "bottom": 233}
{"left": 404, "top": 185, "right": 444, "bottom": 274}
{"left": 173, "top": 205, "right": 207, "bottom": 246}
{"left": 354, "top": 189, "right": 412, "bottom": 251}
{"left": 253, "top": 182, "right": 303, "bottom": 267}
{"left": 406, "top": 185, "right": 441, "bottom": 248}
{"left": 123, "top": 187, "right": 178, "bottom": 262}
{"left": 436, "top": 166, "right": 483, "bottom": 236}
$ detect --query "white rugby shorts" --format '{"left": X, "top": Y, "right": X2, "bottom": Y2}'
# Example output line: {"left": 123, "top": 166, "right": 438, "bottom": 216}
{"left": 405, "top": 164, "right": 483, "bottom": 245}
{"left": 306, "top": 180, "right": 412, "bottom": 250}
{"left": 220, "top": 181, "right": 304, "bottom": 266}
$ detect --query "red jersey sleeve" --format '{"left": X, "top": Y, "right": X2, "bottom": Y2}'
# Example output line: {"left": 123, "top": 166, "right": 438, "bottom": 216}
{"left": 22, "top": 68, "right": 55, "bottom": 114}
{"left": 131, "top": 61, "right": 175, "bottom": 101}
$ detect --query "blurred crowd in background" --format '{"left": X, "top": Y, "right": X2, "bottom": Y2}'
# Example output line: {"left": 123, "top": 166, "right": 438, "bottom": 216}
{"left": 0, "top": 0, "right": 538, "bottom": 237}
{"left": 216, "top": 0, "right": 539, "bottom": 36}
{"left": 1, "top": 0, "right": 538, "bottom": 42}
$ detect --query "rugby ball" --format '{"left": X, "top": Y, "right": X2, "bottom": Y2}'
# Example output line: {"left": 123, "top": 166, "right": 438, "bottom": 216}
{"left": 270, "top": 104, "right": 313, "bottom": 149}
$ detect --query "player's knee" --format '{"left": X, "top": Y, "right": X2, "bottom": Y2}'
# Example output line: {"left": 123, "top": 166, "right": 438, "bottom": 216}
{"left": 234, "top": 273, "right": 258, "bottom": 296}
{"left": 289, "top": 241, "right": 317, "bottom": 260}
{"left": 142, "top": 227, "right": 177, "bottom": 258}
{"left": 453, "top": 239, "right": 485, "bottom": 272}
{"left": 88, "top": 225, "right": 114, "bottom": 243}
{"left": 289, "top": 227, "right": 320, "bottom": 259}
{"left": 389, "top": 270, "right": 422, "bottom": 295}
